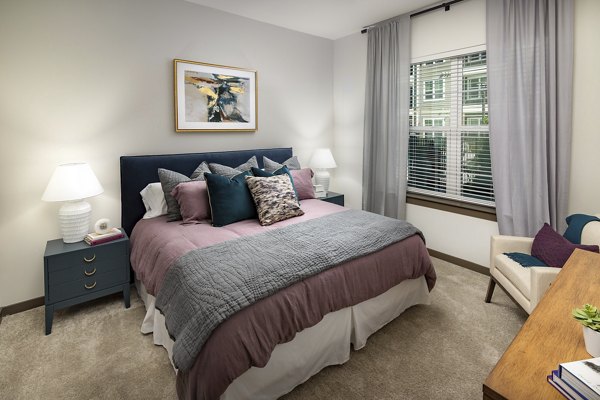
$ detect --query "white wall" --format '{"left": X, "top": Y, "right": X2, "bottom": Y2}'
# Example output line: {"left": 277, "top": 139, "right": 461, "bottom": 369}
{"left": 0, "top": 0, "right": 333, "bottom": 307}
{"left": 405, "top": 204, "right": 498, "bottom": 266}
{"left": 332, "top": 0, "right": 600, "bottom": 268}
{"left": 332, "top": 32, "right": 367, "bottom": 209}
{"left": 411, "top": 0, "right": 485, "bottom": 61}
{"left": 568, "top": 0, "right": 600, "bottom": 215}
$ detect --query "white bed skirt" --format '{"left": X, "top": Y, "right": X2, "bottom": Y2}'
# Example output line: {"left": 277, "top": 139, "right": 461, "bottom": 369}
{"left": 135, "top": 276, "right": 430, "bottom": 399}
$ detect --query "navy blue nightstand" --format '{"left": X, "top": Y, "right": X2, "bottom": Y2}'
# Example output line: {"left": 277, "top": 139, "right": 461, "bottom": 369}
{"left": 319, "top": 191, "right": 344, "bottom": 207}
{"left": 43, "top": 232, "right": 131, "bottom": 335}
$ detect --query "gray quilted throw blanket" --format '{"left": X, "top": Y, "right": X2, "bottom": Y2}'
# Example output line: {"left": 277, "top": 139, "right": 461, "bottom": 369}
{"left": 156, "top": 209, "right": 423, "bottom": 371}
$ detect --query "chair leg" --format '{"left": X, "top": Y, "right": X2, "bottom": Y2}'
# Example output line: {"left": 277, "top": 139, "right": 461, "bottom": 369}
{"left": 484, "top": 277, "right": 496, "bottom": 303}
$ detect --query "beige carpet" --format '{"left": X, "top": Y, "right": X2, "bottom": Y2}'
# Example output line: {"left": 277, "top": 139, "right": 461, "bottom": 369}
{"left": 0, "top": 258, "right": 526, "bottom": 399}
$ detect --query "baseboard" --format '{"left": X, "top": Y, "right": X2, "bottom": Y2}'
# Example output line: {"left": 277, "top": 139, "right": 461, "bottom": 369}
{"left": 428, "top": 249, "right": 489, "bottom": 276}
{"left": 0, "top": 296, "right": 45, "bottom": 318}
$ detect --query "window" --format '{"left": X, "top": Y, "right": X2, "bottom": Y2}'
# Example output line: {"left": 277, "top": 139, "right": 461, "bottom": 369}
{"left": 463, "top": 75, "right": 486, "bottom": 105}
{"left": 465, "top": 116, "right": 482, "bottom": 125}
{"left": 423, "top": 78, "right": 444, "bottom": 101}
{"left": 408, "top": 51, "right": 494, "bottom": 207}
{"left": 423, "top": 118, "right": 445, "bottom": 127}
{"left": 463, "top": 52, "right": 486, "bottom": 67}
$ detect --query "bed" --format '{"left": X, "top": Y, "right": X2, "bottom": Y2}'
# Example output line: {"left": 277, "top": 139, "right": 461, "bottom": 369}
{"left": 120, "top": 147, "right": 436, "bottom": 400}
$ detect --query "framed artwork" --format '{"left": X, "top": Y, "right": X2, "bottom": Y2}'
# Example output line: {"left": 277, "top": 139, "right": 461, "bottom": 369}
{"left": 174, "top": 59, "right": 257, "bottom": 132}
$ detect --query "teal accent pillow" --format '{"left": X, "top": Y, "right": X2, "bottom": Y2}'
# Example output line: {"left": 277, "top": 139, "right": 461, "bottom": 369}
{"left": 251, "top": 166, "right": 298, "bottom": 200}
{"left": 204, "top": 171, "right": 257, "bottom": 227}
{"left": 564, "top": 214, "right": 600, "bottom": 244}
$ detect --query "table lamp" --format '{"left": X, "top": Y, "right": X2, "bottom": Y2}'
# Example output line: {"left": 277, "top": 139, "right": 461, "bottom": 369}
{"left": 310, "top": 148, "right": 337, "bottom": 193}
{"left": 42, "top": 163, "right": 104, "bottom": 243}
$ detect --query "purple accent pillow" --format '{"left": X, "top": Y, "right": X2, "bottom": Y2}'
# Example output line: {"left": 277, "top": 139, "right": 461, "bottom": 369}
{"left": 171, "top": 181, "right": 211, "bottom": 224}
{"left": 290, "top": 168, "right": 315, "bottom": 200}
{"left": 531, "top": 223, "right": 599, "bottom": 268}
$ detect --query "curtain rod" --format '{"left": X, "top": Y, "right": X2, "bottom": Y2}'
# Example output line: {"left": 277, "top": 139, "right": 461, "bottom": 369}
{"left": 360, "top": 0, "right": 464, "bottom": 34}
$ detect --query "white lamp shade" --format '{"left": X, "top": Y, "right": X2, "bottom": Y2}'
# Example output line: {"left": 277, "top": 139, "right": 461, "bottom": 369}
{"left": 42, "top": 163, "right": 104, "bottom": 202}
{"left": 310, "top": 148, "right": 337, "bottom": 169}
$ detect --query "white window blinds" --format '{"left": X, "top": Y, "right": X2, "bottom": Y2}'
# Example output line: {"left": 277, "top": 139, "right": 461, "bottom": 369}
{"left": 408, "top": 51, "right": 494, "bottom": 207}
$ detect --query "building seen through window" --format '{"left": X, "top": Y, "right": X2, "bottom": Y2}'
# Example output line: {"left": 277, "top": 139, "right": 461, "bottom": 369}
{"left": 408, "top": 51, "right": 494, "bottom": 206}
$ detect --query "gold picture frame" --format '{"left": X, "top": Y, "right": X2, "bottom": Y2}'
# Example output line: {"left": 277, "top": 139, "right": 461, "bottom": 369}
{"left": 174, "top": 59, "right": 258, "bottom": 132}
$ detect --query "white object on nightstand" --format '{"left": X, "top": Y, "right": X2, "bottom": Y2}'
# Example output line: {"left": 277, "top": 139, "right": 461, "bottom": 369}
{"left": 42, "top": 163, "right": 104, "bottom": 243}
{"left": 313, "top": 184, "right": 326, "bottom": 198}
{"left": 310, "top": 148, "right": 337, "bottom": 193}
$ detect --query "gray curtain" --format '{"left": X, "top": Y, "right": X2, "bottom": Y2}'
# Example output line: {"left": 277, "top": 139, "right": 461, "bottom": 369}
{"left": 362, "top": 15, "right": 410, "bottom": 219}
{"left": 487, "top": 0, "right": 574, "bottom": 236}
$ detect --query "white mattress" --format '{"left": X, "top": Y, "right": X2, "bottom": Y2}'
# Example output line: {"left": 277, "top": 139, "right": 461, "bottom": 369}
{"left": 136, "top": 276, "right": 430, "bottom": 399}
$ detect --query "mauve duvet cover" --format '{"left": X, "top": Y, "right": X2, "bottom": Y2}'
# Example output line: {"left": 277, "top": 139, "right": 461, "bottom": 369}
{"left": 131, "top": 200, "right": 346, "bottom": 296}
{"left": 130, "top": 200, "right": 436, "bottom": 400}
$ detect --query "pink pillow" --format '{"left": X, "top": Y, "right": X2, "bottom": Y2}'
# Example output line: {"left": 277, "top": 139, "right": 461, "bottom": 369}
{"left": 290, "top": 168, "right": 315, "bottom": 200}
{"left": 531, "top": 223, "right": 599, "bottom": 267}
{"left": 171, "top": 181, "right": 211, "bottom": 224}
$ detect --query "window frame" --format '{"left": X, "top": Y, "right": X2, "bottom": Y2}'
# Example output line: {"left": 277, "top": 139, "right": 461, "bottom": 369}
{"left": 407, "top": 51, "right": 494, "bottom": 212}
{"left": 406, "top": 192, "right": 497, "bottom": 221}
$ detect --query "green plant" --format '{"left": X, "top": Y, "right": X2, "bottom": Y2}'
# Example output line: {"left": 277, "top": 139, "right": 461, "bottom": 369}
{"left": 572, "top": 304, "right": 600, "bottom": 332}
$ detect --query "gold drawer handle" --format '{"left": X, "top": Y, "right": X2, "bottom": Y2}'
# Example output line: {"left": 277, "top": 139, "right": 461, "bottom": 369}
{"left": 84, "top": 268, "right": 96, "bottom": 276}
{"left": 84, "top": 282, "right": 97, "bottom": 290}
{"left": 83, "top": 254, "right": 96, "bottom": 263}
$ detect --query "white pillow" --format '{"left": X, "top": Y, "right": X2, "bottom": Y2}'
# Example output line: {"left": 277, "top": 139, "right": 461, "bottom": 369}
{"left": 140, "top": 182, "right": 167, "bottom": 219}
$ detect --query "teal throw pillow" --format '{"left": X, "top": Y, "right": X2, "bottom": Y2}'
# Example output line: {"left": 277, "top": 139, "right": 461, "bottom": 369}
{"left": 204, "top": 171, "right": 257, "bottom": 227}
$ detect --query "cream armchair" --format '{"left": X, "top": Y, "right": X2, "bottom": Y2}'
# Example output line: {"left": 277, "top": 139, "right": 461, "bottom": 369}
{"left": 485, "top": 217, "right": 600, "bottom": 314}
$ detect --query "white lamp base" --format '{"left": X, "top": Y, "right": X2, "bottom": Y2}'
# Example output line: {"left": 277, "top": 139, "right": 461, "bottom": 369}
{"left": 59, "top": 200, "right": 91, "bottom": 243}
{"left": 314, "top": 169, "right": 331, "bottom": 192}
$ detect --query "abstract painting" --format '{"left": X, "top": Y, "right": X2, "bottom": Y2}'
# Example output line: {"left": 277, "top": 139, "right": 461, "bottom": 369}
{"left": 174, "top": 59, "right": 257, "bottom": 132}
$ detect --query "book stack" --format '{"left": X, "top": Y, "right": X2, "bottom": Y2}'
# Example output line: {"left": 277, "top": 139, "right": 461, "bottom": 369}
{"left": 84, "top": 228, "right": 124, "bottom": 246}
{"left": 548, "top": 357, "right": 600, "bottom": 399}
{"left": 314, "top": 184, "right": 326, "bottom": 198}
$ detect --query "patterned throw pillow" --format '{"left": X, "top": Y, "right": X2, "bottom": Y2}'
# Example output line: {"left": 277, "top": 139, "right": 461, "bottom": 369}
{"left": 209, "top": 156, "right": 259, "bottom": 178}
{"left": 245, "top": 175, "right": 304, "bottom": 226}
{"left": 263, "top": 156, "right": 301, "bottom": 173}
{"left": 158, "top": 167, "right": 206, "bottom": 222}
{"left": 251, "top": 166, "right": 298, "bottom": 200}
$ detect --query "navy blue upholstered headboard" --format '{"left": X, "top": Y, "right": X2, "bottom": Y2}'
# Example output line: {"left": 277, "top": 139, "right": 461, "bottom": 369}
{"left": 120, "top": 147, "right": 293, "bottom": 236}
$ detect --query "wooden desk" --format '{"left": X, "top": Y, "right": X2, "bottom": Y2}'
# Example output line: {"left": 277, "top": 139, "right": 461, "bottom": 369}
{"left": 483, "top": 249, "right": 600, "bottom": 399}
